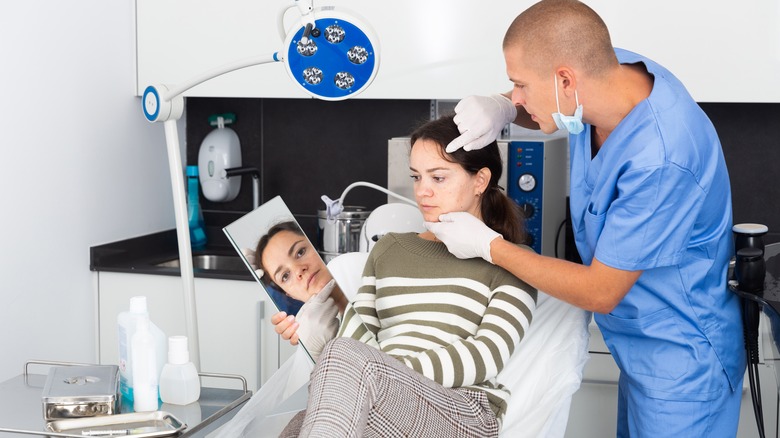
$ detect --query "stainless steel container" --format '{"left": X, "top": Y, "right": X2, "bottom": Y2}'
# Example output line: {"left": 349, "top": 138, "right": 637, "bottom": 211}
{"left": 317, "top": 206, "right": 371, "bottom": 263}
{"left": 41, "top": 365, "right": 120, "bottom": 421}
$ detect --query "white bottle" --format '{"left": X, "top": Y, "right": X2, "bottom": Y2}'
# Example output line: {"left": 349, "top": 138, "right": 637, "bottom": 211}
{"left": 159, "top": 336, "right": 201, "bottom": 405}
{"left": 117, "top": 296, "right": 167, "bottom": 401}
{"left": 131, "top": 316, "right": 159, "bottom": 412}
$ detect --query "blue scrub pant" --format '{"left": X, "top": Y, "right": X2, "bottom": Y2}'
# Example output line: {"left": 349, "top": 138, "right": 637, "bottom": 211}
{"left": 616, "top": 371, "right": 743, "bottom": 437}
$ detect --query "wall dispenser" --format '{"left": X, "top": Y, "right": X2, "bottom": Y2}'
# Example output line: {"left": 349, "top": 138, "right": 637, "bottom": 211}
{"left": 198, "top": 113, "right": 241, "bottom": 202}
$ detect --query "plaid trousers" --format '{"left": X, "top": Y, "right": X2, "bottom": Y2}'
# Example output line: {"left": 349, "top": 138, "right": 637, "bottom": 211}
{"left": 280, "top": 337, "right": 499, "bottom": 438}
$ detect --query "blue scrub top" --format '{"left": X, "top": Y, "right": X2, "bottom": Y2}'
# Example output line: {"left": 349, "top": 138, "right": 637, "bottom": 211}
{"left": 569, "top": 48, "right": 745, "bottom": 401}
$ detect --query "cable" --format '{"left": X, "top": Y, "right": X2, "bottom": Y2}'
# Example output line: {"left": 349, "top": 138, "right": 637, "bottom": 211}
{"left": 554, "top": 219, "right": 566, "bottom": 259}
{"left": 743, "top": 297, "right": 766, "bottom": 438}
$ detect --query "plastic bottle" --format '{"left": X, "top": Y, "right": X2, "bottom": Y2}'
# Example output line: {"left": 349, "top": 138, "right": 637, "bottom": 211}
{"left": 187, "top": 165, "right": 207, "bottom": 250}
{"left": 159, "top": 336, "right": 201, "bottom": 405}
{"left": 131, "top": 316, "right": 159, "bottom": 412}
{"left": 117, "top": 296, "right": 167, "bottom": 402}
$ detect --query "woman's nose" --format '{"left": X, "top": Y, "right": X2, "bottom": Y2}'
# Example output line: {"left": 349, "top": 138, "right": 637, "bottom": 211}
{"left": 415, "top": 182, "right": 432, "bottom": 197}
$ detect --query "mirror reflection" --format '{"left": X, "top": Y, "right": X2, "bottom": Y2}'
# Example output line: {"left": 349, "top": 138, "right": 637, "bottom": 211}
{"left": 223, "top": 196, "right": 348, "bottom": 318}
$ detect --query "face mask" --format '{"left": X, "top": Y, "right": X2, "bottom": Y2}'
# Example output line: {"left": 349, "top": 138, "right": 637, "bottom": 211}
{"left": 551, "top": 76, "right": 585, "bottom": 134}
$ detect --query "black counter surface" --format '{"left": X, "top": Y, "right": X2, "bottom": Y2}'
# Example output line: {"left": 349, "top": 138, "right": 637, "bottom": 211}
{"left": 90, "top": 211, "right": 254, "bottom": 282}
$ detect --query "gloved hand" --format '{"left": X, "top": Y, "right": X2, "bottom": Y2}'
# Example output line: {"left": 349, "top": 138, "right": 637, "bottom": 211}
{"left": 446, "top": 94, "right": 517, "bottom": 153}
{"left": 241, "top": 247, "right": 265, "bottom": 278}
{"left": 294, "top": 279, "right": 341, "bottom": 361}
{"left": 424, "top": 212, "right": 502, "bottom": 263}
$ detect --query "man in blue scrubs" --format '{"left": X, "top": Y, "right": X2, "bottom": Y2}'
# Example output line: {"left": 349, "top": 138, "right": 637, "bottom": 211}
{"left": 425, "top": 0, "right": 746, "bottom": 436}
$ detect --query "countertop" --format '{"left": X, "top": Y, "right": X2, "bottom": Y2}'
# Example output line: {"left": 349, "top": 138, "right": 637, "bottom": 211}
{"left": 0, "top": 367, "right": 251, "bottom": 438}
{"left": 89, "top": 212, "right": 253, "bottom": 282}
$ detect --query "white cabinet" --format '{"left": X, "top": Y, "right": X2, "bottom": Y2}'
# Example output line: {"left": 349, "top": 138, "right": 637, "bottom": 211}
{"left": 136, "top": 0, "right": 780, "bottom": 102}
{"left": 565, "top": 317, "right": 779, "bottom": 438}
{"left": 95, "top": 272, "right": 281, "bottom": 392}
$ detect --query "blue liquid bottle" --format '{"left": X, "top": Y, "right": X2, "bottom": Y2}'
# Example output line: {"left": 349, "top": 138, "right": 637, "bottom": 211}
{"left": 186, "top": 166, "right": 207, "bottom": 250}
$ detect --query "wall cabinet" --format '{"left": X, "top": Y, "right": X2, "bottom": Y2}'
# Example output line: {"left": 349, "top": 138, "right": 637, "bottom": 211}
{"left": 95, "top": 272, "right": 283, "bottom": 392}
{"left": 136, "top": 0, "right": 780, "bottom": 102}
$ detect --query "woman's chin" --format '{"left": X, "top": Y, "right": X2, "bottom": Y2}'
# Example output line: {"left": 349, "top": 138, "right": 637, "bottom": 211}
{"left": 422, "top": 213, "right": 439, "bottom": 223}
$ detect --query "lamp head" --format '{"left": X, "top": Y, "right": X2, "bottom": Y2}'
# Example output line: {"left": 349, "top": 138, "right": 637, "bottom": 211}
{"left": 282, "top": 7, "right": 380, "bottom": 101}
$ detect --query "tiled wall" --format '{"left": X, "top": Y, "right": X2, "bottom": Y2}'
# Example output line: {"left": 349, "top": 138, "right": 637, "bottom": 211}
{"left": 186, "top": 98, "right": 780, "bottom": 245}
{"left": 186, "top": 98, "right": 430, "bottom": 240}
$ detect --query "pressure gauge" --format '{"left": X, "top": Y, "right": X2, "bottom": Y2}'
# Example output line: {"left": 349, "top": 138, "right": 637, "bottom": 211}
{"left": 517, "top": 173, "right": 536, "bottom": 192}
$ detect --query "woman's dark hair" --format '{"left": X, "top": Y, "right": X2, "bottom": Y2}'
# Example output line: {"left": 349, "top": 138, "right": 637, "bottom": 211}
{"left": 255, "top": 220, "right": 304, "bottom": 286}
{"left": 409, "top": 115, "right": 526, "bottom": 245}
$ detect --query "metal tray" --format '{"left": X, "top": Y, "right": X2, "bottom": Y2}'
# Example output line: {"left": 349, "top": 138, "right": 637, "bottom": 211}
{"left": 46, "top": 411, "right": 185, "bottom": 437}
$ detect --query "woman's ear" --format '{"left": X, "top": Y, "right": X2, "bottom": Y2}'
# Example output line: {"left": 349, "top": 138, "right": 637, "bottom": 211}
{"left": 476, "top": 167, "right": 491, "bottom": 195}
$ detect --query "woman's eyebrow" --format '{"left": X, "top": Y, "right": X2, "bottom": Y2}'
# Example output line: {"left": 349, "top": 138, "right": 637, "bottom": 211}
{"left": 409, "top": 165, "right": 451, "bottom": 173}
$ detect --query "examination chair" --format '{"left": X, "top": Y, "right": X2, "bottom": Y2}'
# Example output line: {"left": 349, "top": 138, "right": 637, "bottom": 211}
{"left": 213, "top": 248, "right": 591, "bottom": 438}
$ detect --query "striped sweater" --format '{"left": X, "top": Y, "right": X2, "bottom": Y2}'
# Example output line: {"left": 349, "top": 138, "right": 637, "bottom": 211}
{"left": 337, "top": 232, "right": 537, "bottom": 422}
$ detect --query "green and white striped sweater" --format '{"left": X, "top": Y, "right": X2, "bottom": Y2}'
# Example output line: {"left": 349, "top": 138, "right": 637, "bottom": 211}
{"left": 338, "top": 232, "right": 537, "bottom": 422}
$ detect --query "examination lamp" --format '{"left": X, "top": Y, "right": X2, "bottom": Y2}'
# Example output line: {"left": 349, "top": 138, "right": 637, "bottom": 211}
{"left": 141, "top": 1, "right": 379, "bottom": 368}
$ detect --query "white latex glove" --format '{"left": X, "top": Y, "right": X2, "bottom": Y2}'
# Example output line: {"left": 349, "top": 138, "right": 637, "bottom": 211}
{"left": 241, "top": 247, "right": 265, "bottom": 278}
{"left": 446, "top": 94, "right": 517, "bottom": 153}
{"left": 294, "top": 279, "right": 340, "bottom": 361}
{"left": 424, "top": 212, "right": 502, "bottom": 263}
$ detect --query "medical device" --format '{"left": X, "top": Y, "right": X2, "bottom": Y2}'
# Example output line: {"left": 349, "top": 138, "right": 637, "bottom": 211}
{"left": 387, "top": 135, "right": 569, "bottom": 257}
{"left": 729, "top": 223, "right": 773, "bottom": 438}
{"left": 318, "top": 181, "right": 420, "bottom": 260}
{"left": 140, "top": 0, "right": 380, "bottom": 368}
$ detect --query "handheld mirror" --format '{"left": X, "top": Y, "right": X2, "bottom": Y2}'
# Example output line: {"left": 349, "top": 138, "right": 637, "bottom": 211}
{"left": 223, "top": 196, "right": 348, "bottom": 363}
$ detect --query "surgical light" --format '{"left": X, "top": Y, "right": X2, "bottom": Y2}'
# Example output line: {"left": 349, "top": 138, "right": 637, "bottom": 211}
{"left": 283, "top": 8, "right": 379, "bottom": 101}
{"left": 141, "top": 1, "right": 379, "bottom": 368}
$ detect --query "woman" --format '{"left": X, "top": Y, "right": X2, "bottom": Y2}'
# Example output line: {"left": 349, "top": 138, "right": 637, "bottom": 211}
{"left": 281, "top": 115, "right": 537, "bottom": 437}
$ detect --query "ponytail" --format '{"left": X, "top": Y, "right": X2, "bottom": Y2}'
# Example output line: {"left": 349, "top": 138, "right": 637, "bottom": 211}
{"left": 481, "top": 187, "right": 526, "bottom": 245}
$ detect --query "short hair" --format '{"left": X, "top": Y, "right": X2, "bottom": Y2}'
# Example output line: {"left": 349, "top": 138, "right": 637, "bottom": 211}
{"left": 503, "top": 0, "right": 617, "bottom": 76}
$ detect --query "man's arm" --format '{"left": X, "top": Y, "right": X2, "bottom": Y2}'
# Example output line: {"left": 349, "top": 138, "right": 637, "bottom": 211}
{"left": 490, "top": 238, "right": 641, "bottom": 313}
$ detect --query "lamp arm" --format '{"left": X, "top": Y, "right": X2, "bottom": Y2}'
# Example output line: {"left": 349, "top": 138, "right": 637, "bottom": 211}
{"left": 277, "top": 5, "right": 298, "bottom": 42}
{"left": 164, "top": 53, "right": 281, "bottom": 102}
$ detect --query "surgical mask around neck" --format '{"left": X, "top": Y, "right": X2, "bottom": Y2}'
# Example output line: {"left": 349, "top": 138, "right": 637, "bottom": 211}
{"left": 551, "top": 76, "right": 585, "bottom": 134}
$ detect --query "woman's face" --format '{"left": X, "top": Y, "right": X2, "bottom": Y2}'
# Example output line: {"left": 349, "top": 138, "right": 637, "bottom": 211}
{"left": 410, "top": 139, "right": 488, "bottom": 222}
{"left": 260, "top": 230, "right": 332, "bottom": 302}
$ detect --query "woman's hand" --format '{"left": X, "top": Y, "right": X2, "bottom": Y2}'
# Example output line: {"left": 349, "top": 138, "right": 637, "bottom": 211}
{"left": 271, "top": 311, "right": 300, "bottom": 345}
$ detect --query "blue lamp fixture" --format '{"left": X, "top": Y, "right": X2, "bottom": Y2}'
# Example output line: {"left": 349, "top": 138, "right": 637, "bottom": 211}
{"left": 141, "top": 1, "right": 380, "bottom": 368}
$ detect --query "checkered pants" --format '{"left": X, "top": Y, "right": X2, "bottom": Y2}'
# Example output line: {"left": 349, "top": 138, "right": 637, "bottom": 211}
{"left": 280, "top": 337, "right": 499, "bottom": 437}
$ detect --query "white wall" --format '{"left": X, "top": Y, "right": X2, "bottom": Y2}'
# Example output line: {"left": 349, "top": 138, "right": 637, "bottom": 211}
{"left": 0, "top": 1, "right": 176, "bottom": 382}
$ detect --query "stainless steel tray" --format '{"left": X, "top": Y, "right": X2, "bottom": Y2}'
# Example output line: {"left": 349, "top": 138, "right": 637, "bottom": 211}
{"left": 46, "top": 411, "right": 185, "bottom": 437}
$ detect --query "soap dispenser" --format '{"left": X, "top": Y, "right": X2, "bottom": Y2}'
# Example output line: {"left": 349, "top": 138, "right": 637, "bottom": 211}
{"left": 186, "top": 165, "right": 207, "bottom": 250}
{"left": 198, "top": 114, "right": 241, "bottom": 203}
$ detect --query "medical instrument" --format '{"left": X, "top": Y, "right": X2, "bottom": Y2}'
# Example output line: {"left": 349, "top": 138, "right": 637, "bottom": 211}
{"left": 729, "top": 223, "right": 771, "bottom": 438}
{"left": 46, "top": 411, "right": 185, "bottom": 437}
{"left": 388, "top": 135, "right": 568, "bottom": 256}
{"left": 140, "top": 0, "right": 380, "bottom": 369}
{"left": 318, "top": 181, "right": 417, "bottom": 260}
{"left": 316, "top": 206, "right": 370, "bottom": 263}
